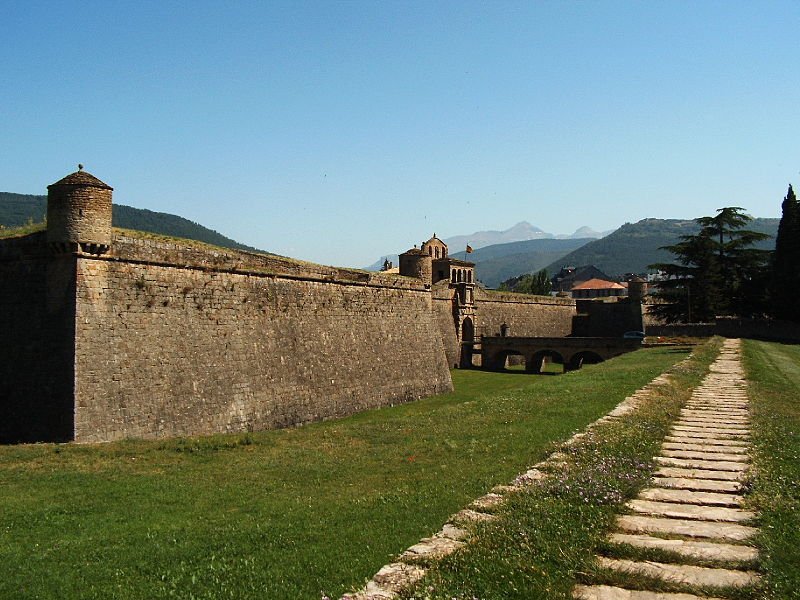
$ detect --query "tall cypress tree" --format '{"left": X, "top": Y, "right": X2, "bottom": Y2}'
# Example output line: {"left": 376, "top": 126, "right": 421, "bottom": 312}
{"left": 770, "top": 185, "right": 800, "bottom": 321}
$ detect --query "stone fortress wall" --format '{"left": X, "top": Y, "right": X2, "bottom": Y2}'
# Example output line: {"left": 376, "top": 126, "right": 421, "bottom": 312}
{"left": 1, "top": 168, "right": 587, "bottom": 443}
{"left": 72, "top": 245, "right": 452, "bottom": 442}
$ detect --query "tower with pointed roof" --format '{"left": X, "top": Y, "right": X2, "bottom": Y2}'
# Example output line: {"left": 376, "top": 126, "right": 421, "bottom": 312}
{"left": 46, "top": 166, "right": 113, "bottom": 254}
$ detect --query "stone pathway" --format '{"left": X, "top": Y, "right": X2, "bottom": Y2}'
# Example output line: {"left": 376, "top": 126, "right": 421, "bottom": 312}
{"left": 574, "top": 338, "right": 761, "bottom": 600}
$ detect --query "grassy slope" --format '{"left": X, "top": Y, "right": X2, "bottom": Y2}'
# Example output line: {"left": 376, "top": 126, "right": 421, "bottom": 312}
{"left": 743, "top": 340, "right": 800, "bottom": 599}
{"left": 0, "top": 347, "right": 690, "bottom": 599}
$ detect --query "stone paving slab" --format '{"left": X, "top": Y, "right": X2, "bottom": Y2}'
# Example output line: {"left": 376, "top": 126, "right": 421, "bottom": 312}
{"left": 670, "top": 426, "right": 750, "bottom": 437}
{"left": 626, "top": 499, "right": 756, "bottom": 523}
{"left": 655, "top": 466, "right": 745, "bottom": 481}
{"left": 661, "top": 442, "right": 747, "bottom": 455}
{"left": 342, "top": 562, "right": 427, "bottom": 599}
{"left": 666, "top": 430, "right": 749, "bottom": 441}
{"left": 679, "top": 411, "right": 749, "bottom": 420}
{"left": 608, "top": 533, "right": 759, "bottom": 563}
{"left": 596, "top": 556, "right": 760, "bottom": 589}
{"left": 663, "top": 436, "right": 748, "bottom": 448}
{"left": 672, "top": 421, "right": 750, "bottom": 432}
{"left": 683, "top": 404, "right": 748, "bottom": 411}
{"left": 651, "top": 476, "right": 742, "bottom": 493}
{"left": 672, "top": 421, "right": 750, "bottom": 431}
{"left": 616, "top": 515, "right": 758, "bottom": 541}
{"left": 677, "top": 419, "right": 749, "bottom": 427}
{"left": 655, "top": 457, "right": 749, "bottom": 472}
{"left": 451, "top": 508, "right": 496, "bottom": 524}
{"left": 660, "top": 449, "right": 749, "bottom": 462}
{"left": 573, "top": 584, "right": 725, "bottom": 600}
{"left": 638, "top": 487, "right": 743, "bottom": 507}
{"left": 401, "top": 535, "right": 465, "bottom": 560}
{"left": 469, "top": 492, "right": 504, "bottom": 511}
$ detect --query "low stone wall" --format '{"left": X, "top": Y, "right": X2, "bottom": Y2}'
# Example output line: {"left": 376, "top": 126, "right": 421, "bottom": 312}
{"left": 475, "top": 289, "right": 575, "bottom": 338}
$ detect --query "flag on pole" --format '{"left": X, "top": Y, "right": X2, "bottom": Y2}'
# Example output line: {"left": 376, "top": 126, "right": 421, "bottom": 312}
{"left": 466, "top": 245, "right": 473, "bottom": 254}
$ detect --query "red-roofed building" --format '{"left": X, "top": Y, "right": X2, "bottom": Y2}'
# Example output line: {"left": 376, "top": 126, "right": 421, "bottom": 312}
{"left": 571, "top": 278, "right": 626, "bottom": 299}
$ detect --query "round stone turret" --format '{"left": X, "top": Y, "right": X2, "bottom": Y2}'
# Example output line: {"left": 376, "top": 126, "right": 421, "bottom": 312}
{"left": 399, "top": 247, "right": 432, "bottom": 285}
{"left": 47, "top": 166, "right": 113, "bottom": 254}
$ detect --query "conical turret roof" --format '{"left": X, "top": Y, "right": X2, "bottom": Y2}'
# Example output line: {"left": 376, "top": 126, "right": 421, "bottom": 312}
{"left": 48, "top": 168, "right": 113, "bottom": 190}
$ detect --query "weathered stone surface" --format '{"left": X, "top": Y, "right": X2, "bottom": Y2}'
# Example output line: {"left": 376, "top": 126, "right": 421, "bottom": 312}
{"left": 671, "top": 424, "right": 750, "bottom": 434}
{"left": 573, "top": 584, "right": 724, "bottom": 599}
{"left": 661, "top": 442, "right": 747, "bottom": 455}
{"left": 673, "top": 421, "right": 749, "bottom": 431}
{"left": 664, "top": 435, "right": 748, "bottom": 448}
{"left": 655, "top": 466, "right": 745, "bottom": 481}
{"left": 438, "top": 523, "right": 468, "bottom": 541}
{"left": 655, "top": 456, "right": 749, "bottom": 472}
{"left": 626, "top": 499, "right": 756, "bottom": 523}
{"left": 470, "top": 492, "right": 504, "bottom": 510}
{"left": 371, "top": 562, "right": 427, "bottom": 591}
{"left": 513, "top": 468, "right": 547, "bottom": 486}
{"left": 608, "top": 533, "right": 758, "bottom": 563}
{"left": 638, "top": 487, "right": 743, "bottom": 507}
{"left": 616, "top": 515, "right": 758, "bottom": 541}
{"left": 596, "top": 556, "right": 760, "bottom": 589}
{"left": 651, "top": 476, "right": 742, "bottom": 493}
{"left": 660, "top": 449, "right": 749, "bottom": 462}
{"left": 452, "top": 508, "right": 497, "bottom": 524}
{"left": 401, "top": 535, "right": 464, "bottom": 559}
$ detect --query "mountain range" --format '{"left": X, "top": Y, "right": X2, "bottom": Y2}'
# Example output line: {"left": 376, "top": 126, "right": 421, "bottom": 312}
{"left": 365, "top": 221, "right": 610, "bottom": 271}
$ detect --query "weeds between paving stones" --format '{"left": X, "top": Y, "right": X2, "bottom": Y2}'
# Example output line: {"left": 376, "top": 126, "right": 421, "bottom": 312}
{"left": 392, "top": 340, "right": 721, "bottom": 600}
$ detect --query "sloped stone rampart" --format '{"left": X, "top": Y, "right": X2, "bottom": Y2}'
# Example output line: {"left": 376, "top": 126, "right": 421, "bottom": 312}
{"left": 73, "top": 250, "right": 453, "bottom": 442}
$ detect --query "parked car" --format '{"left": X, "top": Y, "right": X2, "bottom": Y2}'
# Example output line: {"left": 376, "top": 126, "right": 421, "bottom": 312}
{"left": 623, "top": 331, "right": 646, "bottom": 340}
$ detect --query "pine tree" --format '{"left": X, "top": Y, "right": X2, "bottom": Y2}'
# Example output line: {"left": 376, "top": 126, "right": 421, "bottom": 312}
{"left": 770, "top": 185, "right": 800, "bottom": 321}
{"left": 649, "top": 207, "right": 770, "bottom": 322}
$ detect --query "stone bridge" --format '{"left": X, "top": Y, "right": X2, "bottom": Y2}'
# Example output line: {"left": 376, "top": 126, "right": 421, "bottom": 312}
{"left": 480, "top": 336, "right": 642, "bottom": 373}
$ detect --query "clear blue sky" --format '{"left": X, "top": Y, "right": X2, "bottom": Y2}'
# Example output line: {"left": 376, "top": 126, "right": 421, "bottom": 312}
{"left": 3, "top": 1, "right": 798, "bottom": 267}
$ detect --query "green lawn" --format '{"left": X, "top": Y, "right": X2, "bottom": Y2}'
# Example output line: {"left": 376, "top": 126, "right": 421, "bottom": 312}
{"left": 743, "top": 340, "right": 800, "bottom": 599}
{"left": 0, "top": 346, "right": 692, "bottom": 599}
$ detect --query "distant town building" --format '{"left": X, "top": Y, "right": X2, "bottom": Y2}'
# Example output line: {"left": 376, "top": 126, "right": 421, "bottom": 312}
{"left": 551, "top": 265, "right": 611, "bottom": 293}
{"left": 570, "top": 278, "right": 626, "bottom": 299}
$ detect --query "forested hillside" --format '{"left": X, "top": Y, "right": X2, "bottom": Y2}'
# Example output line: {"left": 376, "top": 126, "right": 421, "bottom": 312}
{"left": 0, "top": 192, "right": 261, "bottom": 252}
{"left": 543, "top": 218, "right": 779, "bottom": 277}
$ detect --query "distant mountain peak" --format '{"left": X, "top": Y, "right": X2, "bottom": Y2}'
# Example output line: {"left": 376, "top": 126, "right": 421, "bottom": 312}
{"left": 443, "top": 221, "right": 551, "bottom": 252}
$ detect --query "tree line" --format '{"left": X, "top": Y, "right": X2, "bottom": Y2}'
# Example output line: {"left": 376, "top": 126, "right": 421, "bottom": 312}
{"left": 649, "top": 185, "right": 799, "bottom": 323}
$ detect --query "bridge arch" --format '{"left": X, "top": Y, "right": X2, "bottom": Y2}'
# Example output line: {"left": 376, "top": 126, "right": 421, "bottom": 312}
{"left": 530, "top": 349, "right": 565, "bottom": 374}
{"left": 566, "top": 351, "right": 604, "bottom": 372}
{"left": 486, "top": 349, "right": 526, "bottom": 371}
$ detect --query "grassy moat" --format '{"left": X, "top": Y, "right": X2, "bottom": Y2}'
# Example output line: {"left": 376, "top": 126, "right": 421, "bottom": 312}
{"left": 0, "top": 341, "right": 797, "bottom": 599}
